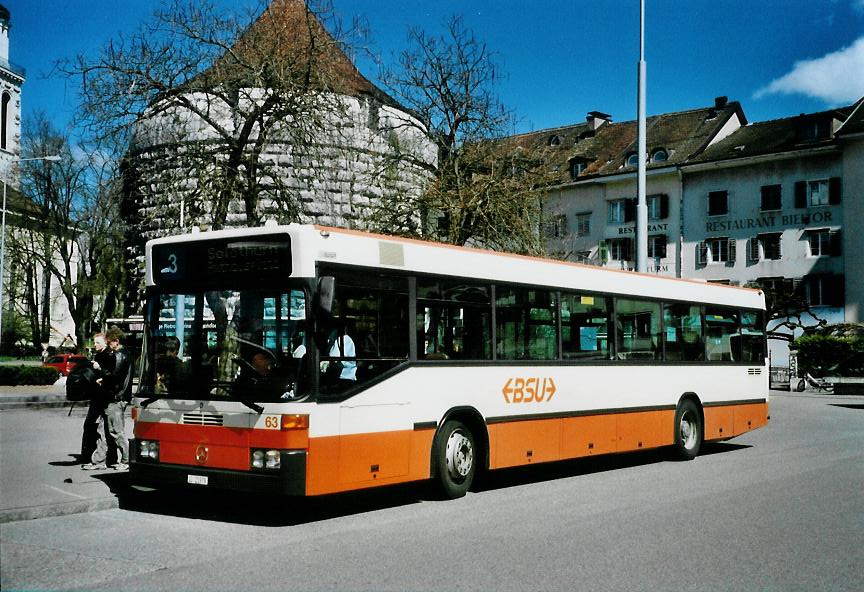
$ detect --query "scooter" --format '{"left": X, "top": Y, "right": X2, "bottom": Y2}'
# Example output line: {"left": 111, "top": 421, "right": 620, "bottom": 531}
{"left": 795, "top": 372, "right": 833, "bottom": 393}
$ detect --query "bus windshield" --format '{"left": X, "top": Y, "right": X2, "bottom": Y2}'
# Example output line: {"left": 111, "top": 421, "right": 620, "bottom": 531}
{"left": 141, "top": 286, "right": 310, "bottom": 402}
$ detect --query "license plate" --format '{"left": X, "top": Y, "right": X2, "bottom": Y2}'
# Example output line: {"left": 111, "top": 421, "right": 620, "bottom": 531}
{"left": 187, "top": 475, "right": 208, "bottom": 486}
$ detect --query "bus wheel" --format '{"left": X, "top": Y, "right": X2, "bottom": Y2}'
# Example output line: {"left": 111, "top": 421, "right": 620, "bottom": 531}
{"left": 673, "top": 399, "right": 702, "bottom": 461}
{"left": 435, "top": 420, "right": 476, "bottom": 499}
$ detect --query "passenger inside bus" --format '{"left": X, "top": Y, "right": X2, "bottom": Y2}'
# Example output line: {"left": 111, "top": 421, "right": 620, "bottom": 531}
{"left": 155, "top": 336, "right": 190, "bottom": 394}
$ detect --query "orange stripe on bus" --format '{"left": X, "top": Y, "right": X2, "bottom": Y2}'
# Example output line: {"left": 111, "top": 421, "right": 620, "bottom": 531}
{"left": 489, "top": 409, "right": 677, "bottom": 469}
{"left": 704, "top": 401, "right": 768, "bottom": 441}
{"left": 305, "top": 430, "right": 435, "bottom": 496}
{"left": 133, "top": 401, "right": 767, "bottom": 493}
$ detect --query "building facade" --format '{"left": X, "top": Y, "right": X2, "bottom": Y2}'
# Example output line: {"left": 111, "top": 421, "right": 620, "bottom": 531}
{"left": 528, "top": 97, "right": 863, "bottom": 365}
{"left": 0, "top": 5, "right": 78, "bottom": 350}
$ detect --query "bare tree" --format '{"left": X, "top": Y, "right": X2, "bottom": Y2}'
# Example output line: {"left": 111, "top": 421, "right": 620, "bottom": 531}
{"left": 64, "top": 0, "right": 366, "bottom": 231}
{"left": 745, "top": 279, "right": 830, "bottom": 340}
{"left": 377, "top": 15, "right": 549, "bottom": 253}
{"left": 13, "top": 114, "right": 126, "bottom": 348}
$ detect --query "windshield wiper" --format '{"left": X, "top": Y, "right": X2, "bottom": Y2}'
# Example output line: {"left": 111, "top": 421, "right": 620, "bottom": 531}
{"left": 238, "top": 399, "right": 264, "bottom": 414}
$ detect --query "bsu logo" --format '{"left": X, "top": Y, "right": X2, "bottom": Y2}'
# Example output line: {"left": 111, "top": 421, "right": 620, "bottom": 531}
{"left": 502, "top": 377, "right": 557, "bottom": 403}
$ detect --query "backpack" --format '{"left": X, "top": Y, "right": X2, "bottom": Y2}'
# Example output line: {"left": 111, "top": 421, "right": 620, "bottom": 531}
{"left": 66, "top": 363, "right": 98, "bottom": 402}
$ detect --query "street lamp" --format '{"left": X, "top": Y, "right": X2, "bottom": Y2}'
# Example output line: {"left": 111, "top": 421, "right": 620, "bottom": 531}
{"left": 0, "top": 155, "right": 62, "bottom": 351}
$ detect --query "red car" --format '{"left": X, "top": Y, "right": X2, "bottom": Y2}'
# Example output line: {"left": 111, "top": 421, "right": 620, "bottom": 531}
{"left": 42, "top": 354, "right": 89, "bottom": 376}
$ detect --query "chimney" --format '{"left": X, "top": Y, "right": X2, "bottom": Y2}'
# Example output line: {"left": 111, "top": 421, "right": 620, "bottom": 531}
{"left": 714, "top": 96, "right": 728, "bottom": 109}
{"left": 586, "top": 111, "right": 612, "bottom": 132}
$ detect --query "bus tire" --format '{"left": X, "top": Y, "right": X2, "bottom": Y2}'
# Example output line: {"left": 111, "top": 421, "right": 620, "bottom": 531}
{"left": 673, "top": 399, "right": 702, "bottom": 461}
{"left": 434, "top": 420, "right": 476, "bottom": 499}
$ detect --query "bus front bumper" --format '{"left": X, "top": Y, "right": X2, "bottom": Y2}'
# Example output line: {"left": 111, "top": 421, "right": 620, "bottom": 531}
{"left": 129, "top": 446, "right": 307, "bottom": 496}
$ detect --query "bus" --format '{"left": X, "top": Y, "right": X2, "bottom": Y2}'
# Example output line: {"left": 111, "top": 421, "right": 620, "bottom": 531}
{"left": 129, "top": 223, "right": 768, "bottom": 499}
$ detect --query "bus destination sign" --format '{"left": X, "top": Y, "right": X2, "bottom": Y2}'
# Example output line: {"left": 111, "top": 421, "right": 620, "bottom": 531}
{"left": 152, "top": 233, "right": 292, "bottom": 288}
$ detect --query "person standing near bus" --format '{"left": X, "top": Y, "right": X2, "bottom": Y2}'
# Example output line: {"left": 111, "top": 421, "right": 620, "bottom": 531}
{"left": 80, "top": 333, "right": 113, "bottom": 464}
{"left": 82, "top": 327, "right": 131, "bottom": 471}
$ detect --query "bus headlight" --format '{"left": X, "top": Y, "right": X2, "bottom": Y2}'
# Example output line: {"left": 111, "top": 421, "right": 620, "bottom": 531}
{"left": 138, "top": 440, "right": 159, "bottom": 461}
{"left": 251, "top": 449, "right": 281, "bottom": 470}
{"left": 265, "top": 450, "right": 281, "bottom": 470}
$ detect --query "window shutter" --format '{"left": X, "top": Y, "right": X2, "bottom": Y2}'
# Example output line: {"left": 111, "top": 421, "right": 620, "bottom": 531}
{"left": 697, "top": 241, "right": 707, "bottom": 266}
{"left": 829, "top": 177, "right": 842, "bottom": 204}
{"left": 657, "top": 235, "right": 667, "bottom": 259}
{"left": 791, "top": 277, "right": 804, "bottom": 297}
{"left": 624, "top": 238, "right": 634, "bottom": 261}
{"left": 728, "top": 238, "right": 737, "bottom": 263}
{"left": 624, "top": 198, "right": 636, "bottom": 223}
{"left": 794, "top": 181, "right": 807, "bottom": 208}
{"left": 748, "top": 237, "right": 760, "bottom": 262}
{"left": 659, "top": 194, "right": 669, "bottom": 219}
{"left": 760, "top": 186, "right": 769, "bottom": 210}
{"left": 830, "top": 230, "right": 842, "bottom": 256}
{"left": 828, "top": 275, "right": 845, "bottom": 307}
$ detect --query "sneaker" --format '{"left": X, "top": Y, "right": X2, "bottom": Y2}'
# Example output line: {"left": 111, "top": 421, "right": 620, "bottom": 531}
{"left": 81, "top": 463, "right": 107, "bottom": 470}
{"left": 113, "top": 463, "right": 129, "bottom": 471}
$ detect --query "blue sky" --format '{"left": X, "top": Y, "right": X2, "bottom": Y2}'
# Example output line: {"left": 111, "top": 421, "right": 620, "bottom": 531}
{"left": 6, "top": 0, "right": 864, "bottom": 138}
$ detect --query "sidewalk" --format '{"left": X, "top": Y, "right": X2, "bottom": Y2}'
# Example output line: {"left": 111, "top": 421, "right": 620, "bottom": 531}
{"left": 0, "top": 382, "right": 71, "bottom": 410}
{"left": 0, "top": 386, "right": 133, "bottom": 523}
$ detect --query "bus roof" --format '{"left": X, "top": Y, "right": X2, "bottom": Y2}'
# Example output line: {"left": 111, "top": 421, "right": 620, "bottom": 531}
{"left": 145, "top": 223, "right": 764, "bottom": 309}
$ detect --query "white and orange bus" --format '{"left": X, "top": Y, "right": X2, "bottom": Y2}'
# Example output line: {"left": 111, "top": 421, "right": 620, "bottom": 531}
{"left": 129, "top": 223, "right": 768, "bottom": 498}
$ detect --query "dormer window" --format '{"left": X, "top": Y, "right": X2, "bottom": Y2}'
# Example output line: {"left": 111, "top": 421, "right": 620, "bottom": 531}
{"left": 569, "top": 158, "right": 588, "bottom": 179}
{"left": 797, "top": 117, "right": 832, "bottom": 142}
{"left": 548, "top": 135, "right": 561, "bottom": 147}
{"left": 625, "top": 152, "right": 639, "bottom": 167}
{"left": 650, "top": 148, "right": 668, "bottom": 162}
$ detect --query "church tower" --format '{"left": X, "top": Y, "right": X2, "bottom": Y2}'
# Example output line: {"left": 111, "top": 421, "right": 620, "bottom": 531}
{"left": 0, "top": 4, "right": 25, "bottom": 187}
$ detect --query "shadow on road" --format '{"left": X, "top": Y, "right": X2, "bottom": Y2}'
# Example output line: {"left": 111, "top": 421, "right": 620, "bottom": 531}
{"left": 98, "top": 442, "right": 750, "bottom": 526}
{"left": 110, "top": 481, "right": 427, "bottom": 527}
{"left": 828, "top": 403, "right": 864, "bottom": 410}
{"left": 48, "top": 453, "right": 91, "bottom": 467}
{"left": 475, "top": 441, "right": 750, "bottom": 494}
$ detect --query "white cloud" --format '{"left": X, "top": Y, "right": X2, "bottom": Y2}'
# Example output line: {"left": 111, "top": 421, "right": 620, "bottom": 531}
{"left": 754, "top": 36, "right": 864, "bottom": 105}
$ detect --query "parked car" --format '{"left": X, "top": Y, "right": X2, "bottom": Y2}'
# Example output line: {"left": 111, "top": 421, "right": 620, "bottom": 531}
{"left": 42, "top": 353, "right": 89, "bottom": 376}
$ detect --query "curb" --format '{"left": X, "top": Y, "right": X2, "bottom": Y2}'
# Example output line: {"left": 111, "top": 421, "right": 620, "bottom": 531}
{"left": 0, "top": 399, "right": 75, "bottom": 410}
{"left": 0, "top": 496, "right": 119, "bottom": 524}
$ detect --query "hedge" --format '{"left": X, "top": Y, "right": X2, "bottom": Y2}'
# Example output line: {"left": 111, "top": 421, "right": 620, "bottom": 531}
{"left": 793, "top": 334, "right": 855, "bottom": 377}
{"left": 0, "top": 365, "right": 61, "bottom": 385}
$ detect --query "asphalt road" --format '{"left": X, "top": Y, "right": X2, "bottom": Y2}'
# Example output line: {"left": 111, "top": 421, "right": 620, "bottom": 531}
{"left": 2, "top": 391, "right": 862, "bottom": 591}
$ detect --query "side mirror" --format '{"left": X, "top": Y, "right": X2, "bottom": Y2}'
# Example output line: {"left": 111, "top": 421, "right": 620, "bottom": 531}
{"left": 317, "top": 276, "right": 335, "bottom": 314}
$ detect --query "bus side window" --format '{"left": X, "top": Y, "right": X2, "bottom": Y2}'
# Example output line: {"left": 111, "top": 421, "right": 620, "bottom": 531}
{"left": 704, "top": 307, "right": 739, "bottom": 361}
{"left": 561, "top": 293, "right": 610, "bottom": 360}
{"left": 317, "top": 268, "right": 410, "bottom": 394}
{"left": 496, "top": 286, "right": 558, "bottom": 360}
{"left": 616, "top": 298, "right": 662, "bottom": 360}
{"left": 738, "top": 310, "right": 765, "bottom": 363}
{"left": 663, "top": 303, "right": 704, "bottom": 362}
{"left": 417, "top": 278, "right": 492, "bottom": 361}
